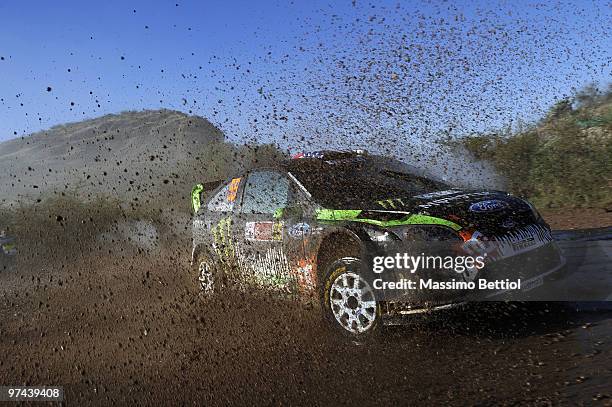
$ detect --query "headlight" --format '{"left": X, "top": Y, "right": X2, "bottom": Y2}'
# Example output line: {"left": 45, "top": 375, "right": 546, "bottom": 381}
{"left": 364, "top": 228, "right": 400, "bottom": 242}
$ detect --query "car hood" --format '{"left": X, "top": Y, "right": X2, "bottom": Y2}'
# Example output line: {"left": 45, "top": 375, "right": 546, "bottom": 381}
{"left": 317, "top": 189, "right": 539, "bottom": 235}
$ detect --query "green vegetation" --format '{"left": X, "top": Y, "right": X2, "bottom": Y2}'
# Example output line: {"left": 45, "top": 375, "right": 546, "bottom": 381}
{"left": 453, "top": 84, "right": 612, "bottom": 209}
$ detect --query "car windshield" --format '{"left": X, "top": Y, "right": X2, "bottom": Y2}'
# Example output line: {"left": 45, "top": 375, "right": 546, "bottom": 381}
{"left": 289, "top": 157, "right": 449, "bottom": 208}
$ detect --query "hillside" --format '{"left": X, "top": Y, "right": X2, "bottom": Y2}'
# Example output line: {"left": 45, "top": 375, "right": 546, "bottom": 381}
{"left": 0, "top": 110, "right": 228, "bottom": 209}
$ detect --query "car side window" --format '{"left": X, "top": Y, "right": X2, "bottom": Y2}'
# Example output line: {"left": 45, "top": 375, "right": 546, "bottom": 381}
{"left": 207, "top": 177, "right": 242, "bottom": 212}
{"left": 241, "top": 171, "right": 290, "bottom": 214}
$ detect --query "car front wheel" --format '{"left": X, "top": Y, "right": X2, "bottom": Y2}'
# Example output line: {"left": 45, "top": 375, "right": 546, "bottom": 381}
{"left": 321, "top": 257, "right": 381, "bottom": 338}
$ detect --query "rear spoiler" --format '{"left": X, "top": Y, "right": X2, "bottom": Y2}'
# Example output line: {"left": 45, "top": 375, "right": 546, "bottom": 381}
{"left": 191, "top": 180, "right": 224, "bottom": 213}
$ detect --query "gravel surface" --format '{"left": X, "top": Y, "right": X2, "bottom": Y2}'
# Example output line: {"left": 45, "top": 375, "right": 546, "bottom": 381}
{"left": 0, "top": 239, "right": 610, "bottom": 405}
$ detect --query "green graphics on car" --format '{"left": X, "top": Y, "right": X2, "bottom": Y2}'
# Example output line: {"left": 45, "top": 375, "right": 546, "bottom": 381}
{"left": 315, "top": 208, "right": 462, "bottom": 230}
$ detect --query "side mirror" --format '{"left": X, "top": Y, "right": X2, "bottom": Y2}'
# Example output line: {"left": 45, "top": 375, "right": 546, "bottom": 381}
{"left": 191, "top": 184, "right": 204, "bottom": 213}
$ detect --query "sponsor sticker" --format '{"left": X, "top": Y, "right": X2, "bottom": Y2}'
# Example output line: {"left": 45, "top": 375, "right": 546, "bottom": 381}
{"left": 245, "top": 221, "right": 283, "bottom": 242}
{"left": 493, "top": 224, "right": 552, "bottom": 258}
{"left": 376, "top": 198, "right": 406, "bottom": 209}
{"left": 288, "top": 222, "right": 311, "bottom": 238}
{"left": 292, "top": 151, "right": 324, "bottom": 159}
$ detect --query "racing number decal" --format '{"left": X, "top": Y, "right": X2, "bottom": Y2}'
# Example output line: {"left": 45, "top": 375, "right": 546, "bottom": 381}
{"left": 227, "top": 177, "right": 241, "bottom": 202}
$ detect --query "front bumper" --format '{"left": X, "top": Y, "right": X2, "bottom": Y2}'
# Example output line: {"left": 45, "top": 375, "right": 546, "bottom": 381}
{"left": 380, "top": 241, "right": 567, "bottom": 319}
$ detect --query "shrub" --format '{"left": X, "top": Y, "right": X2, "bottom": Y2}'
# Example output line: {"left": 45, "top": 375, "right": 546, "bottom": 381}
{"left": 452, "top": 85, "right": 612, "bottom": 209}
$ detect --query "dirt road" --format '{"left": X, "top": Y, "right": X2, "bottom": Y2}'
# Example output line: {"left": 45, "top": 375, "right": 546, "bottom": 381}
{"left": 0, "top": 237, "right": 610, "bottom": 405}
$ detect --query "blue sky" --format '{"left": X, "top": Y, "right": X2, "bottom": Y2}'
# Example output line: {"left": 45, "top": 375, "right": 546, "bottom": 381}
{"left": 0, "top": 0, "right": 610, "bottom": 150}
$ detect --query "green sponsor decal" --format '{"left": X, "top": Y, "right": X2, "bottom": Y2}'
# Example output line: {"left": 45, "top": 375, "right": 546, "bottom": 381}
{"left": 191, "top": 184, "right": 204, "bottom": 213}
{"left": 376, "top": 198, "right": 406, "bottom": 209}
{"left": 315, "top": 209, "right": 362, "bottom": 221}
{"left": 397, "top": 214, "right": 462, "bottom": 231}
{"left": 211, "top": 216, "right": 234, "bottom": 261}
{"left": 273, "top": 207, "right": 284, "bottom": 220}
{"left": 316, "top": 209, "right": 461, "bottom": 230}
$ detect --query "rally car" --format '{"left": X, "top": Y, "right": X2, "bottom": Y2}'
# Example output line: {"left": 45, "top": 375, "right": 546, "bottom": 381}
{"left": 190, "top": 150, "right": 566, "bottom": 337}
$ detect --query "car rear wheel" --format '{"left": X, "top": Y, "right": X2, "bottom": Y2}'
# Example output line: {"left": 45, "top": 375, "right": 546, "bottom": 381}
{"left": 321, "top": 257, "right": 380, "bottom": 338}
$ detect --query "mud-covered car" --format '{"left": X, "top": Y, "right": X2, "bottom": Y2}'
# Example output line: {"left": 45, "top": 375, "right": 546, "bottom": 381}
{"left": 190, "top": 150, "right": 566, "bottom": 337}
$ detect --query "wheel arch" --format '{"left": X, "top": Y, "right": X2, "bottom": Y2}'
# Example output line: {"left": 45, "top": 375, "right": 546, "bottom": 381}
{"left": 315, "top": 227, "right": 363, "bottom": 286}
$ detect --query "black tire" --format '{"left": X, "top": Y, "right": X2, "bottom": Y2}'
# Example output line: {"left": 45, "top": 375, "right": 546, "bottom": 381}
{"left": 193, "top": 252, "right": 222, "bottom": 298}
{"left": 320, "top": 257, "right": 381, "bottom": 339}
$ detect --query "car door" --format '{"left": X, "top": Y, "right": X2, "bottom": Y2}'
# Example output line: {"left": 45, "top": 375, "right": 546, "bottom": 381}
{"left": 197, "top": 176, "right": 244, "bottom": 273}
{"left": 233, "top": 169, "right": 305, "bottom": 291}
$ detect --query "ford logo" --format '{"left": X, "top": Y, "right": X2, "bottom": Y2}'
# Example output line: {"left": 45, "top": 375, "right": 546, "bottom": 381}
{"left": 469, "top": 200, "right": 509, "bottom": 213}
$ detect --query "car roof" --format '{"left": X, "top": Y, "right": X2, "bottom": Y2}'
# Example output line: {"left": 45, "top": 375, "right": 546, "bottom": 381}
{"left": 245, "top": 150, "right": 443, "bottom": 184}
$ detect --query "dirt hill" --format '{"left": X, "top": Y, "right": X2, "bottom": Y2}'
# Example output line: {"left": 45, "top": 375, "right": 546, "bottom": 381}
{"left": 0, "top": 109, "right": 226, "bottom": 209}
